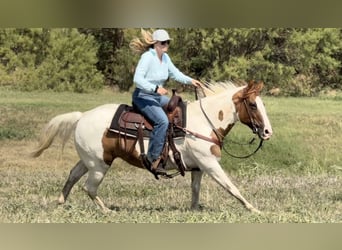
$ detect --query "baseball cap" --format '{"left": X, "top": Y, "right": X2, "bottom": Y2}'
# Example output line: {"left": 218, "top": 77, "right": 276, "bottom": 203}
{"left": 152, "top": 29, "right": 172, "bottom": 42}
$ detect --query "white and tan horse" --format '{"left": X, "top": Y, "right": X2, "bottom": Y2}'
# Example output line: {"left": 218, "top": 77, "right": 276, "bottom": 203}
{"left": 31, "top": 80, "right": 272, "bottom": 213}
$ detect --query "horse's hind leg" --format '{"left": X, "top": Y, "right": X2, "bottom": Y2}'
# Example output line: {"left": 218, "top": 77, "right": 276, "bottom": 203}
{"left": 58, "top": 160, "right": 88, "bottom": 204}
{"left": 83, "top": 163, "right": 111, "bottom": 212}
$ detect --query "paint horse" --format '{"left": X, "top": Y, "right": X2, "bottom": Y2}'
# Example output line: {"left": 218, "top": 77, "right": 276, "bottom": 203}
{"left": 31, "top": 80, "right": 272, "bottom": 213}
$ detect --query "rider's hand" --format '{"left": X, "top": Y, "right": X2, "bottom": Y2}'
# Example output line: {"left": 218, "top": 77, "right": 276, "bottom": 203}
{"left": 157, "top": 86, "right": 168, "bottom": 95}
{"left": 191, "top": 79, "right": 203, "bottom": 88}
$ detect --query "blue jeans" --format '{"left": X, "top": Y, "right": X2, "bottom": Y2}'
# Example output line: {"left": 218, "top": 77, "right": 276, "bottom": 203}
{"left": 132, "top": 88, "right": 170, "bottom": 162}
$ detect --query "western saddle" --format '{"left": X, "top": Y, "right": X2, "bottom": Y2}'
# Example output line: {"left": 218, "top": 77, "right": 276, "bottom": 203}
{"left": 109, "top": 89, "right": 187, "bottom": 179}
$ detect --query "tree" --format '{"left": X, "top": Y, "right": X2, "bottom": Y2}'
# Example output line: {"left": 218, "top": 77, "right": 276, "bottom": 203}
{"left": 79, "top": 28, "right": 135, "bottom": 91}
{"left": 0, "top": 28, "right": 103, "bottom": 92}
{"left": 0, "top": 28, "right": 49, "bottom": 86}
{"left": 34, "top": 28, "right": 103, "bottom": 92}
{"left": 269, "top": 28, "right": 341, "bottom": 95}
{"left": 1, "top": 28, "right": 341, "bottom": 95}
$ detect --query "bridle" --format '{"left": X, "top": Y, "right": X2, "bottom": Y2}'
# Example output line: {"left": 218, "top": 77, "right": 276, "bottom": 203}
{"left": 162, "top": 86, "right": 264, "bottom": 178}
{"left": 195, "top": 86, "right": 264, "bottom": 159}
{"left": 243, "top": 98, "right": 260, "bottom": 135}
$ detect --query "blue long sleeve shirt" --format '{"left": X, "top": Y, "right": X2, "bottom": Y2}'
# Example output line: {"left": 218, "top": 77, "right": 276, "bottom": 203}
{"left": 133, "top": 48, "right": 193, "bottom": 92}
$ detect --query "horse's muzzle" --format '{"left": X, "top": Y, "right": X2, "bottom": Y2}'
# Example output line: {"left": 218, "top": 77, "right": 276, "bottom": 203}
{"left": 260, "top": 127, "right": 272, "bottom": 140}
{"left": 253, "top": 124, "right": 272, "bottom": 140}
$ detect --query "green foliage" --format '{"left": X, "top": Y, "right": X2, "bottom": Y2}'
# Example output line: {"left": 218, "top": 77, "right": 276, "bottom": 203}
{"left": 0, "top": 28, "right": 47, "bottom": 86}
{"left": 0, "top": 28, "right": 103, "bottom": 93}
{"left": 281, "top": 28, "right": 342, "bottom": 94}
{"left": 33, "top": 28, "right": 103, "bottom": 92}
{"left": 0, "top": 28, "right": 341, "bottom": 95}
{"left": 79, "top": 28, "right": 136, "bottom": 91}
{"left": 167, "top": 28, "right": 342, "bottom": 96}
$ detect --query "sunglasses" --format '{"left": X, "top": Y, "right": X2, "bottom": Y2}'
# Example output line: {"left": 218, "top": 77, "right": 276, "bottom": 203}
{"left": 160, "top": 40, "right": 170, "bottom": 45}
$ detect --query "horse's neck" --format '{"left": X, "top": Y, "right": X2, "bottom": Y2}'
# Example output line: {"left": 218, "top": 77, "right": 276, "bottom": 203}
{"left": 187, "top": 90, "right": 237, "bottom": 133}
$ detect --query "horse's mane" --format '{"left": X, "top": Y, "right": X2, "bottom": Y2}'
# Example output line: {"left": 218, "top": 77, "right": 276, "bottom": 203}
{"left": 199, "top": 80, "right": 246, "bottom": 97}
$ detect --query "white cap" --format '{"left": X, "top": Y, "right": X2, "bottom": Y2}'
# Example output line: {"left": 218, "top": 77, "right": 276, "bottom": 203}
{"left": 152, "top": 29, "right": 171, "bottom": 41}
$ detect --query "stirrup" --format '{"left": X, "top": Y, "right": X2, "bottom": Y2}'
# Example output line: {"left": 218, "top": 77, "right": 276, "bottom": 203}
{"left": 154, "top": 164, "right": 167, "bottom": 175}
{"left": 140, "top": 154, "right": 166, "bottom": 180}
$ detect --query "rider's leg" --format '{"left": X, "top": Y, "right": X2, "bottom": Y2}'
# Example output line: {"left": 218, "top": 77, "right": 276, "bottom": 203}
{"left": 132, "top": 89, "right": 169, "bottom": 174}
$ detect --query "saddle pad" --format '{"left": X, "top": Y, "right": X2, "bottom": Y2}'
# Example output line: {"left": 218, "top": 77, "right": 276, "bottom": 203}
{"left": 108, "top": 104, "right": 149, "bottom": 138}
{"left": 109, "top": 104, "right": 186, "bottom": 138}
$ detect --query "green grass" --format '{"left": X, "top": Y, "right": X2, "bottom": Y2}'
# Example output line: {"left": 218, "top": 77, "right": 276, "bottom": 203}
{"left": 223, "top": 96, "right": 342, "bottom": 175}
{"left": 0, "top": 87, "right": 131, "bottom": 140}
{"left": 0, "top": 87, "right": 341, "bottom": 222}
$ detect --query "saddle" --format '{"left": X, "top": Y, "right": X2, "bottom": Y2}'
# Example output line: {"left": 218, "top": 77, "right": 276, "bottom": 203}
{"left": 108, "top": 90, "right": 187, "bottom": 178}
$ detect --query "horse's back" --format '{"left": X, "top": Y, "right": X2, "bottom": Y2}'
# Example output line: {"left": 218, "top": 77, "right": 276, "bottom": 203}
{"left": 75, "top": 103, "right": 120, "bottom": 155}
{"left": 78, "top": 103, "right": 119, "bottom": 128}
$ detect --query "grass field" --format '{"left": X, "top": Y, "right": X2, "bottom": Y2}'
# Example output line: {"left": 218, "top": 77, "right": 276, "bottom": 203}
{"left": 0, "top": 87, "right": 341, "bottom": 222}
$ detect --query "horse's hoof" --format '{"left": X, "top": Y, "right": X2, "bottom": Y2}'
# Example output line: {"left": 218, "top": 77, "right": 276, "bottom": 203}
{"left": 251, "top": 208, "right": 262, "bottom": 214}
{"left": 57, "top": 194, "right": 65, "bottom": 204}
{"left": 101, "top": 207, "right": 112, "bottom": 214}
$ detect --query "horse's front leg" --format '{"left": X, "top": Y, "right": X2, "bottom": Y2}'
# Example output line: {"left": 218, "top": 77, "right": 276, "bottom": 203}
{"left": 197, "top": 156, "right": 260, "bottom": 213}
{"left": 190, "top": 170, "right": 203, "bottom": 210}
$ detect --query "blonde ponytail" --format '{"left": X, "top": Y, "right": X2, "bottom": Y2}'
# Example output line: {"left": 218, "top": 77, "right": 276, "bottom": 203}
{"left": 129, "top": 29, "right": 156, "bottom": 54}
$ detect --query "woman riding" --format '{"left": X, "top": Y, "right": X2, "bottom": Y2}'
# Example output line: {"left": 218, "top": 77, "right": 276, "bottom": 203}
{"left": 129, "top": 29, "right": 202, "bottom": 175}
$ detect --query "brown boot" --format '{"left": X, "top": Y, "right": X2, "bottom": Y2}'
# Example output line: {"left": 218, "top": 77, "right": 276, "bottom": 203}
{"left": 141, "top": 155, "right": 166, "bottom": 179}
{"left": 151, "top": 157, "right": 167, "bottom": 175}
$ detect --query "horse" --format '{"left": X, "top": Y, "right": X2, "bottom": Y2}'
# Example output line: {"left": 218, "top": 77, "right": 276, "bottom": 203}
{"left": 31, "top": 80, "right": 272, "bottom": 213}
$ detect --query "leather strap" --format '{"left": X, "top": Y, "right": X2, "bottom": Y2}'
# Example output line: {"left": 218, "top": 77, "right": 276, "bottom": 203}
{"left": 168, "top": 124, "right": 185, "bottom": 176}
{"left": 174, "top": 125, "right": 222, "bottom": 147}
{"left": 137, "top": 122, "right": 145, "bottom": 155}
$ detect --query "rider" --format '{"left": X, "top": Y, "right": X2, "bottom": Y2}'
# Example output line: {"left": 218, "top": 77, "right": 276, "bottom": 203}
{"left": 130, "top": 29, "right": 202, "bottom": 175}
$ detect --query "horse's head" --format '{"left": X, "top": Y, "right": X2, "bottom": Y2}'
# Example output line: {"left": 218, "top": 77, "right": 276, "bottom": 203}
{"left": 233, "top": 80, "right": 273, "bottom": 140}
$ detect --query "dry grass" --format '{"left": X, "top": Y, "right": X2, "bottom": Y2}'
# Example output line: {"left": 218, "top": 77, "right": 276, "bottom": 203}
{"left": 0, "top": 139, "right": 341, "bottom": 223}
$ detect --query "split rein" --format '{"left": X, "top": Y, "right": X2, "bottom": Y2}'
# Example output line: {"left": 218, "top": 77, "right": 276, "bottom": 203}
{"left": 191, "top": 86, "right": 264, "bottom": 159}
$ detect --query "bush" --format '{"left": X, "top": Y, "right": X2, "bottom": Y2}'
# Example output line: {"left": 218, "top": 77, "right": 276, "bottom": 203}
{"left": 0, "top": 28, "right": 104, "bottom": 93}
{"left": 1, "top": 28, "right": 342, "bottom": 95}
{"left": 33, "top": 29, "right": 104, "bottom": 92}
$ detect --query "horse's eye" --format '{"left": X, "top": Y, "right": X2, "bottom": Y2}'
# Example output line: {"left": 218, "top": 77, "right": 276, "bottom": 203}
{"left": 250, "top": 102, "right": 257, "bottom": 110}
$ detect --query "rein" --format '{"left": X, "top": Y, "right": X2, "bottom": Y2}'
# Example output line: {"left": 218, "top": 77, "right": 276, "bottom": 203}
{"left": 174, "top": 125, "right": 221, "bottom": 146}
{"left": 198, "top": 89, "right": 224, "bottom": 147}
{"left": 222, "top": 137, "right": 263, "bottom": 159}
{"left": 192, "top": 86, "right": 263, "bottom": 159}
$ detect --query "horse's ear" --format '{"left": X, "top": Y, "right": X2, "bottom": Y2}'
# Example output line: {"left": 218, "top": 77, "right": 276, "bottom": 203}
{"left": 242, "top": 80, "right": 264, "bottom": 98}
{"left": 247, "top": 80, "right": 255, "bottom": 90}
{"left": 255, "top": 81, "right": 264, "bottom": 92}
{"left": 248, "top": 80, "right": 255, "bottom": 89}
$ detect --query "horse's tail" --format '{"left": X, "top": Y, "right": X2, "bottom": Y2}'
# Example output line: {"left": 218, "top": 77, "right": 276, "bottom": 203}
{"left": 31, "top": 111, "right": 83, "bottom": 158}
